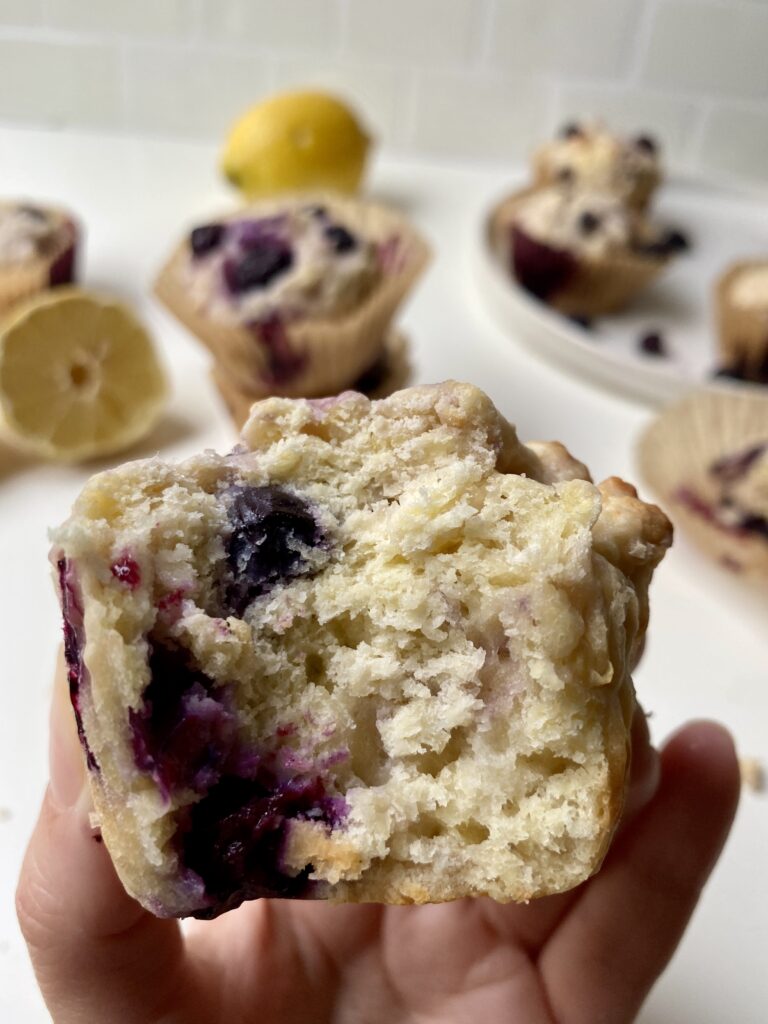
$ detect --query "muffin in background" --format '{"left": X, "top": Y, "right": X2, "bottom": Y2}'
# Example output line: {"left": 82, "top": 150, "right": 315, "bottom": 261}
{"left": 155, "top": 195, "right": 429, "bottom": 413}
{"left": 491, "top": 186, "right": 687, "bottom": 318}
{"left": 0, "top": 202, "right": 79, "bottom": 315}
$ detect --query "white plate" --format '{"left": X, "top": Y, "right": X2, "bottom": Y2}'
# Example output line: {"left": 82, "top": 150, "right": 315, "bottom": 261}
{"left": 474, "top": 174, "right": 768, "bottom": 405}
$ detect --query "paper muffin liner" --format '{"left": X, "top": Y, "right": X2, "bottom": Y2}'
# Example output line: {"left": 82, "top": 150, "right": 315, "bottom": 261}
{"left": 490, "top": 186, "right": 668, "bottom": 318}
{"left": 0, "top": 212, "right": 79, "bottom": 317}
{"left": 154, "top": 194, "right": 429, "bottom": 398}
{"left": 637, "top": 388, "right": 768, "bottom": 580}
{"left": 211, "top": 328, "right": 411, "bottom": 429}
{"left": 715, "top": 261, "right": 768, "bottom": 381}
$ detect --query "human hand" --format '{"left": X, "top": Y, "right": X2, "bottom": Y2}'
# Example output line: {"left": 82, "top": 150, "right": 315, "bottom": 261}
{"left": 17, "top": 659, "right": 740, "bottom": 1024}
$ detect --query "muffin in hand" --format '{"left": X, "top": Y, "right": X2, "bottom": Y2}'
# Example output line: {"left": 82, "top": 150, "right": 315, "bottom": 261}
{"left": 52, "top": 381, "right": 671, "bottom": 919}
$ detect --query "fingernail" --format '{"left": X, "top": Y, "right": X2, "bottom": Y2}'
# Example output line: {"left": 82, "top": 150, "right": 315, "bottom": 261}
{"left": 49, "top": 667, "right": 88, "bottom": 811}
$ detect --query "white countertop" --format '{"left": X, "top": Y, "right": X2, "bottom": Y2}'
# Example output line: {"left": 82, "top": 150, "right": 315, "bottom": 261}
{"left": 0, "top": 126, "right": 765, "bottom": 1022}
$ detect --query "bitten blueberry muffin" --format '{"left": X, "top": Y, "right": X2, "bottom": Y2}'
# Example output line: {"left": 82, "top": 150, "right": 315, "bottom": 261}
{"left": 0, "top": 201, "right": 78, "bottom": 313}
{"left": 154, "top": 196, "right": 428, "bottom": 406}
{"left": 533, "top": 122, "right": 662, "bottom": 211}
{"left": 52, "top": 382, "right": 671, "bottom": 919}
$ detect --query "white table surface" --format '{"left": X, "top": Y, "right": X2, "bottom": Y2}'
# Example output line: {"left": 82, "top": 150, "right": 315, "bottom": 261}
{"left": 0, "top": 126, "right": 765, "bottom": 1022}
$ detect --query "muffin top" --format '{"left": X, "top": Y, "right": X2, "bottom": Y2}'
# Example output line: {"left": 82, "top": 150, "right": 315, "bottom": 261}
{"left": 507, "top": 187, "right": 685, "bottom": 262}
{"left": 535, "top": 121, "right": 661, "bottom": 207}
{"left": 0, "top": 203, "right": 70, "bottom": 266}
{"left": 728, "top": 264, "right": 768, "bottom": 311}
{"left": 181, "top": 202, "right": 381, "bottom": 326}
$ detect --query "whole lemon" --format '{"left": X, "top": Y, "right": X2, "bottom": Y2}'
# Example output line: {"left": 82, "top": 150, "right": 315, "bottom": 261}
{"left": 221, "top": 90, "right": 372, "bottom": 199}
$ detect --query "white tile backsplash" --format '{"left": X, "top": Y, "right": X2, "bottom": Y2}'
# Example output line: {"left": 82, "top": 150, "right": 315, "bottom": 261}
{"left": 410, "top": 71, "right": 549, "bottom": 161}
{"left": 43, "top": 0, "right": 197, "bottom": 39}
{"left": 201, "top": 0, "right": 342, "bottom": 53}
{"left": 488, "top": 0, "right": 643, "bottom": 79}
{"left": 642, "top": 1, "right": 768, "bottom": 99}
{"left": 0, "top": 0, "right": 766, "bottom": 181}
{"left": 345, "top": 0, "right": 482, "bottom": 65}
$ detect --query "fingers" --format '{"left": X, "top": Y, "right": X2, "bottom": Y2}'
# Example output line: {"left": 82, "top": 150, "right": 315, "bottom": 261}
{"left": 16, "top": 654, "right": 187, "bottom": 1024}
{"left": 540, "top": 721, "right": 740, "bottom": 1024}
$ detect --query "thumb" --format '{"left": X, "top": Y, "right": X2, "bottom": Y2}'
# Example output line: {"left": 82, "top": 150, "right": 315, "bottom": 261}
{"left": 16, "top": 653, "right": 186, "bottom": 1023}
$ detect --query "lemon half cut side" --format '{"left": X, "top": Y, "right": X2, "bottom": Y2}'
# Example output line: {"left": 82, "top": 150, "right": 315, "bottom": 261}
{"left": 0, "top": 289, "right": 167, "bottom": 462}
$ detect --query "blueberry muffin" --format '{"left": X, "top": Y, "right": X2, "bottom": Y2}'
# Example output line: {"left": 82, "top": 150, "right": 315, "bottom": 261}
{"left": 155, "top": 197, "right": 428, "bottom": 401}
{"left": 491, "top": 186, "right": 687, "bottom": 317}
{"left": 715, "top": 261, "right": 768, "bottom": 385}
{"left": 52, "top": 382, "right": 671, "bottom": 919}
{"left": 533, "top": 122, "right": 661, "bottom": 211}
{"left": 0, "top": 202, "right": 78, "bottom": 314}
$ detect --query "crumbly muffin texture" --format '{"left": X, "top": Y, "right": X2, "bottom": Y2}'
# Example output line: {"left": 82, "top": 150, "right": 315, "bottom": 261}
{"left": 52, "top": 382, "right": 671, "bottom": 918}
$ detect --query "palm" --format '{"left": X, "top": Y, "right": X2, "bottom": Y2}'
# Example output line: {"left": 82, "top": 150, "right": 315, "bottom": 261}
{"left": 18, "top": 719, "right": 740, "bottom": 1024}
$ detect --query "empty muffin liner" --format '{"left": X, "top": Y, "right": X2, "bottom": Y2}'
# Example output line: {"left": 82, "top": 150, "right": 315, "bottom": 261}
{"left": 637, "top": 388, "right": 768, "bottom": 581}
{"left": 154, "top": 194, "right": 429, "bottom": 399}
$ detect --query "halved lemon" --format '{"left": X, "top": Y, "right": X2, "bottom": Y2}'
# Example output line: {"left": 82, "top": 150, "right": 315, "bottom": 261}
{"left": 0, "top": 289, "right": 167, "bottom": 462}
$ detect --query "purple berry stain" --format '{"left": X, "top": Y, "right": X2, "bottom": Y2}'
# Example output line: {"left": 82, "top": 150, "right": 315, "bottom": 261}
{"left": 511, "top": 225, "right": 576, "bottom": 302}
{"left": 224, "top": 484, "right": 323, "bottom": 616}
{"left": 249, "top": 313, "right": 307, "bottom": 386}
{"left": 57, "top": 558, "right": 98, "bottom": 771}
{"left": 179, "top": 772, "right": 345, "bottom": 917}
{"left": 111, "top": 555, "right": 141, "bottom": 588}
{"left": 130, "top": 641, "right": 241, "bottom": 800}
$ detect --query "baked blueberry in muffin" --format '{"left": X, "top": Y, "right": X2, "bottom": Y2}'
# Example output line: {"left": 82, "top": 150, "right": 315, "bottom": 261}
{"left": 53, "top": 382, "right": 671, "bottom": 918}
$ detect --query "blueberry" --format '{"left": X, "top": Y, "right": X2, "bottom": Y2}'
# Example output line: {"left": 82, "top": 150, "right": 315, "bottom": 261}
{"left": 179, "top": 772, "right": 343, "bottom": 917}
{"left": 634, "top": 134, "right": 658, "bottom": 155}
{"left": 634, "top": 229, "right": 689, "bottom": 259}
{"left": 324, "top": 224, "right": 357, "bottom": 254}
{"left": 559, "top": 122, "right": 582, "bottom": 140}
{"left": 223, "top": 484, "right": 323, "bottom": 615}
{"left": 739, "top": 513, "right": 768, "bottom": 539}
{"left": 663, "top": 229, "right": 689, "bottom": 254}
{"left": 190, "top": 223, "right": 225, "bottom": 257}
{"left": 556, "top": 167, "right": 575, "bottom": 185}
{"left": 130, "top": 641, "right": 239, "bottom": 799}
{"left": 639, "top": 331, "right": 666, "bottom": 357}
{"left": 224, "top": 241, "right": 293, "bottom": 293}
{"left": 578, "top": 211, "right": 601, "bottom": 236}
